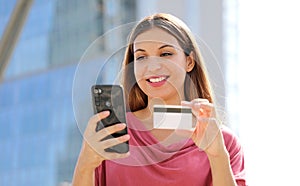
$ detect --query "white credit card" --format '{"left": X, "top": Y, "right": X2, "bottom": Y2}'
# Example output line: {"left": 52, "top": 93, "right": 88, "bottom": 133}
{"left": 153, "top": 105, "right": 192, "bottom": 130}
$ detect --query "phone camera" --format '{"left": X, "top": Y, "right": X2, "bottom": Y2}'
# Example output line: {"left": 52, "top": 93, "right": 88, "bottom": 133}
{"left": 105, "top": 101, "right": 112, "bottom": 107}
{"left": 94, "top": 88, "right": 102, "bottom": 94}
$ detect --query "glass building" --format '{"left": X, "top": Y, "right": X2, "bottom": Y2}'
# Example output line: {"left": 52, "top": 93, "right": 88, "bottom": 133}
{"left": 0, "top": 0, "right": 136, "bottom": 185}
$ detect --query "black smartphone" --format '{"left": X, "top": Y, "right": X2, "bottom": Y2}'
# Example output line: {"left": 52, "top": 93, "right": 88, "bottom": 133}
{"left": 91, "top": 85, "right": 129, "bottom": 153}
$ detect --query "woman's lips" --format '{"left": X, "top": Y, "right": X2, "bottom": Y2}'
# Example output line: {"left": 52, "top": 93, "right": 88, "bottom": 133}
{"left": 146, "top": 76, "right": 169, "bottom": 87}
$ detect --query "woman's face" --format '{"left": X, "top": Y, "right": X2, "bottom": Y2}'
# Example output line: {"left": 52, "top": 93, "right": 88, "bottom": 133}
{"left": 133, "top": 28, "right": 191, "bottom": 102}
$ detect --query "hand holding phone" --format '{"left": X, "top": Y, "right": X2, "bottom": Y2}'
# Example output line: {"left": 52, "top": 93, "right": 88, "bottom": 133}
{"left": 91, "top": 85, "right": 129, "bottom": 153}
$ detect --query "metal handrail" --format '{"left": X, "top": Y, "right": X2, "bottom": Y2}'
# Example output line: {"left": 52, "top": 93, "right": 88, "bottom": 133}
{"left": 0, "top": 0, "right": 34, "bottom": 82}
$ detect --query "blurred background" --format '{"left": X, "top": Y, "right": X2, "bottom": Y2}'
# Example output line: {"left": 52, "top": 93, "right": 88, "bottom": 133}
{"left": 0, "top": 0, "right": 300, "bottom": 185}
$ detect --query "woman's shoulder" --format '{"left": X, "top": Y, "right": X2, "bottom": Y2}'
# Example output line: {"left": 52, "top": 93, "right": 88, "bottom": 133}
{"left": 220, "top": 125, "right": 243, "bottom": 153}
{"left": 220, "top": 125, "right": 238, "bottom": 138}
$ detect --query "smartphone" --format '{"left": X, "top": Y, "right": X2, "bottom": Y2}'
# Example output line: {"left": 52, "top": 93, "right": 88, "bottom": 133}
{"left": 91, "top": 85, "right": 129, "bottom": 153}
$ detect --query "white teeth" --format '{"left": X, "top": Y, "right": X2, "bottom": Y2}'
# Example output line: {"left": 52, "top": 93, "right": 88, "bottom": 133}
{"left": 149, "top": 77, "right": 166, "bottom": 83}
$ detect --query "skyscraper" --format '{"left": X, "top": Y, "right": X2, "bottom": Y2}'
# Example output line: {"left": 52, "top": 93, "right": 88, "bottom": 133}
{"left": 0, "top": 0, "right": 136, "bottom": 185}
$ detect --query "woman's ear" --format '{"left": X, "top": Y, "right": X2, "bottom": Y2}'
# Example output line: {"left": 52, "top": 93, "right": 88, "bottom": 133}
{"left": 186, "top": 51, "right": 195, "bottom": 72}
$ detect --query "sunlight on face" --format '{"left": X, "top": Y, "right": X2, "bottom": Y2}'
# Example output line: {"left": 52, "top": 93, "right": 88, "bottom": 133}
{"left": 133, "top": 28, "right": 188, "bottom": 103}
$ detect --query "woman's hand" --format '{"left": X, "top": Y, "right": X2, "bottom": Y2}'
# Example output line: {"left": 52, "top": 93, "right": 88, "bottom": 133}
{"left": 181, "top": 99, "right": 227, "bottom": 157}
{"left": 73, "top": 111, "right": 130, "bottom": 186}
{"left": 77, "top": 111, "right": 130, "bottom": 171}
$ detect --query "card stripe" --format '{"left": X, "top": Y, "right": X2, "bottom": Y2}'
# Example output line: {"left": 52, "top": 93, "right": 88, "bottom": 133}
{"left": 154, "top": 107, "right": 192, "bottom": 113}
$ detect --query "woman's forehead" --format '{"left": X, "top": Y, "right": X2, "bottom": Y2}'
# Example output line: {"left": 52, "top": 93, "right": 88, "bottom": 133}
{"left": 133, "top": 28, "right": 180, "bottom": 48}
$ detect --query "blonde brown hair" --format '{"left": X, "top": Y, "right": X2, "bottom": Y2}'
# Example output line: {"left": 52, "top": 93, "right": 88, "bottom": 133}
{"left": 121, "top": 13, "right": 213, "bottom": 112}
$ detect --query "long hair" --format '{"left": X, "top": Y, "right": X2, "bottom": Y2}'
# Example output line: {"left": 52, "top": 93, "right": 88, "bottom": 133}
{"left": 121, "top": 13, "right": 214, "bottom": 112}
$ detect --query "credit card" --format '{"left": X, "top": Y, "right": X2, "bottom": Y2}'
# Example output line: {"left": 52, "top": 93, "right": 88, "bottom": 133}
{"left": 153, "top": 105, "right": 192, "bottom": 130}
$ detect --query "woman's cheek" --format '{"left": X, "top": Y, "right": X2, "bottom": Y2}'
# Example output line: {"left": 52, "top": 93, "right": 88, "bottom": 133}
{"left": 172, "top": 65, "right": 187, "bottom": 80}
{"left": 134, "top": 63, "right": 144, "bottom": 82}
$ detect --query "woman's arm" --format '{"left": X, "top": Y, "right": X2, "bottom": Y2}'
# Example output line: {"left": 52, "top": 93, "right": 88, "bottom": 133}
{"left": 206, "top": 132, "right": 238, "bottom": 186}
{"left": 72, "top": 141, "right": 104, "bottom": 186}
{"left": 72, "top": 111, "right": 130, "bottom": 186}
{"left": 182, "top": 99, "right": 242, "bottom": 186}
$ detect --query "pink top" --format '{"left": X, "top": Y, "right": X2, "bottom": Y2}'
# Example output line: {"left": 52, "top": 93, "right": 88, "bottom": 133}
{"left": 95, "top": 112, "right": 247, "bottom": 186}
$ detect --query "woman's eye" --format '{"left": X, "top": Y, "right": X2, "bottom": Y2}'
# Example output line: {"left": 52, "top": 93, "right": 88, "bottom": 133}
{"left": 160, "top": 52, "right": 173, "bottom": 57}
{"left": 136, "top": 56, "right": 146, "bottom": 61}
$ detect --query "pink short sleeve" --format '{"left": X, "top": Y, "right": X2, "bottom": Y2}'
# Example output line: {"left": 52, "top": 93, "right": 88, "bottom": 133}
{"left": 222, "top": 126, "right": 247, "bottom": 186}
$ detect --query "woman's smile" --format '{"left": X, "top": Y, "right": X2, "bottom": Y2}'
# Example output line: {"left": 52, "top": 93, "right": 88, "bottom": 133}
{"left": 146, "top": 75, "right": 170, "bottom": 87}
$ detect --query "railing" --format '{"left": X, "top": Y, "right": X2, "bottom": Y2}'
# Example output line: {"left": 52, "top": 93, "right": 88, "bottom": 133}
{"left": 0, "top": 0, "right": 34, "bottom": 82}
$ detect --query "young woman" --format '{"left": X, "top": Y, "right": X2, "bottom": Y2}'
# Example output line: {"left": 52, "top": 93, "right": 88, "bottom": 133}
{"left": 73, "top": 13, "right": 247, "bottom": 186}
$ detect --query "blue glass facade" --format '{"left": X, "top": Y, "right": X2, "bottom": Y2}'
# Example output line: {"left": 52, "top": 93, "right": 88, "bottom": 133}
{"left": 0, "top": 64, "right": 82, "bottom": 185}
{"left": 0, "top": 0, "right": 17, "bottom": 36}
{"left": 1, "top": 0, "right": 54, "bottom": 78}
{"left": 0, "top": 0, "right": 136, "bottom": 185}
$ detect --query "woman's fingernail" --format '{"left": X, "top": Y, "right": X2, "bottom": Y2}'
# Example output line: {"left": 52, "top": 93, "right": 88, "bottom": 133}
{"left": 117, "top": 123, "right": 126, "bottom": 129}
{"left": 102, "top": 110, "right": 110, "bottom": 115}
{"left": 121, "top": 134, "right": 130, "bottom": 141}
{"left": 181, "top": 101, "right": 190, "bottom": 105}
{"left": 195, "top": 102, "right": 201, "bottom": 106}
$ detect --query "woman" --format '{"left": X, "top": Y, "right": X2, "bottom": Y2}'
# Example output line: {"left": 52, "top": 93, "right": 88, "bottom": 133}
{"left": 73, "top": 13, "right": 247, "bottom": 186}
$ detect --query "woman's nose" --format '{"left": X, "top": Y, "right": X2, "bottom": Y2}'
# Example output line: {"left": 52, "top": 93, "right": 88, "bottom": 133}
{"left": 146, "top": 57, "right": 162, "bottom": 71}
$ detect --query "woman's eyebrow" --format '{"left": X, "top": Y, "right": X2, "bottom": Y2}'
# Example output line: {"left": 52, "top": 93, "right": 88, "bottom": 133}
{"left": 134, "top": 44, "right": 175, "bottom": 53}
{"left": 159, "top": 44, "right": 175, "bottom": 49}
{"left": 134, "top": 48, "right": 145, "bottom": 53}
